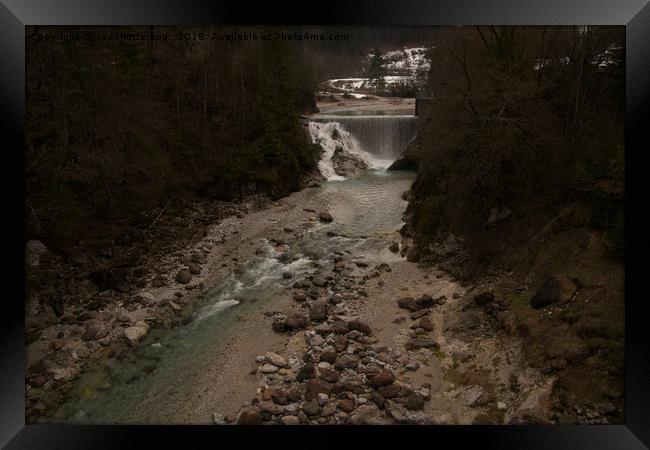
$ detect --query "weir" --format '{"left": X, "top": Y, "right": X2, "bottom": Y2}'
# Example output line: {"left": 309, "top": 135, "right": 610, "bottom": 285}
{"left": 310, "top": 115, "right": 417, "bottom": 161}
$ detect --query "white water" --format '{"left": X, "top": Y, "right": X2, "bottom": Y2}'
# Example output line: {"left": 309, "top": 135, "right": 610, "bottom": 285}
{"left": 309, "top": 115, "right": 417, "bottom": 181}
{"left": 308, "top": 121, "right": 394, "bottom": 181}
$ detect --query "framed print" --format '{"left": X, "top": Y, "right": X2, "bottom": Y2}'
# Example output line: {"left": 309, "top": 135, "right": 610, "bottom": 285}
{"left": 1, "top": 0, "right": 648, "bottom": 448}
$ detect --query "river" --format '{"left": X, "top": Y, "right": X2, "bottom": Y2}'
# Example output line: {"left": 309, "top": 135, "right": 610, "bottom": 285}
{"left": 44, "top": 154, "right": 417, "bottom": 424}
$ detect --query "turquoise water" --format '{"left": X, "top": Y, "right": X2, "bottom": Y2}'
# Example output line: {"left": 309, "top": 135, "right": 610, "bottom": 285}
{"left": 42, "top": 168, "right": 415, "bottom": 424}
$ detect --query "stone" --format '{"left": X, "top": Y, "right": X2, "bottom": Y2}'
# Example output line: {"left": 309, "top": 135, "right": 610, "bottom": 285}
{"left": 283, "top": 271, "right": 293, "bottom": 280}
{"left": 296, "top": 363, "right": 315, "bottom": 381}
{"left": 293, "top": 292, "right": 307, "bottom": 302}
{"left": 312, "top": 276, "right": 327, "bottom": 287}
{"left": 265, "top": 352, "right": 288, "bottom": 367}
{"left": 285, "top": 313, "right": 309, "bottom": 330}
{"left": 404, "top": 394, "right": 425, "bottom": 411}
{"left": 259, "top": 363, "right": 279, "bottom": 374}
{"left": 319, "top": 368, "right": 340, "bottom": 383}
{"left": 175, "top": 269, "right": 192, "bottom": 284}
{"left": 305, "top": 379, "right": 332, "bottom": 401}
{"left": 271, "top": 316, "right": 287, "bottom": 332}
{"left": 497, "top": 311, "right": 518, "bottom": 335}
{"left": 331, "top": 320, "right": 349, "bottom": 334}
{"left": 319, "top": 350, "right": 337, "bottom": 364}
{"left": 405, "top": 337, "right": 439, "bottom": 351}
{"left": 317, "top": 393, "right": 329, "bottom": 406}
{"left": 411, "top": 309, "right": 430, "bottom": 320}
{"left": 191, "top": 251, "right": 207, "bottom": 264}
{"left": 349, "top": 404, "right": 391, "bottom": 425}
{"left": 319, "top": 211, "right": 334, "bottom": 223}
{"left": 531, "top": 275, "right": 577, "bottom": 309}
{"left": 397, "top": 297, "right": 419, "bottom": 312}
{"left": 416, "top": 295, "right": 435, "bottom": 308}
{"left": 309, "top": 334, "right": 325, "bottom": 347}
{"left": 334, "top": 354, "right": 359, "bottom": 370}
{"left": 405, "top": 360, "right": 420, "bottom": 371}
{"left": 338, "top": 399, "right": 356, "bottom": 413}
{"left": 282, "top": 415, "right": 300, "bottom": 425}
{"left": 187, "top": 262, "right": 201, "bottom": 275}
{"left": 368, "top": 369, "right": 395, "bottom": 387}
{"left": 418, "top": 317, "right": 434, "bottom": 332}
{"left": 302, "top": 399, "right": 322, "bottom": 416}
{"left": 82, "top": 326, "right": 98, "bottom": 341}
{"left": 237, "top": 410, "right": 262, "bottom": 425}
{"left": 124, "top": 323, "right": 149, "bottom": 347}
{"left": 333, "top": 335, "right": 348, "bottom": 352}
{"left": 309, "top": 302, "right": 328, "bottom": 321}
{"left": 377, "top": 384, "right": 400, "bottom": 398}
{"left": 317, "top": 361, "right": 331, "bottom": 370}
{"left": 347, "top": 319, "right": 371, "bottom": 335}
{"left": 389, "top": 242, "right": 399, "bottom": 253}
{"left": 474, "top": 291, "right": 495, "bottom": 306}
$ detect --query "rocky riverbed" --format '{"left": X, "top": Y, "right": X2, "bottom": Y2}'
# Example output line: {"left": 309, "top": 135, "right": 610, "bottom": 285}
{"left": 27, "top": 169, "right": 559, "bottom": 425}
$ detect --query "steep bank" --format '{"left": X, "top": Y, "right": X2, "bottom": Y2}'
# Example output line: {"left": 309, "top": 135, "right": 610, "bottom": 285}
{"left": 397, "top": 31, "right": 625, "bottom": 423}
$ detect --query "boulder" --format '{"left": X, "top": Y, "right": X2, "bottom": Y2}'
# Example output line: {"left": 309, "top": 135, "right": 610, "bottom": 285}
{"left": 309, "top": 301, "right": 328, "bottom": 321}
{"left": 265, "top": 352, "right": 287, "bottom": 367}
{"left": 319, "top": 212, "right": 334, "bottom": 223}
{"left": 530, "top": 275, "right": 577, "bottom": 309}
{"left": 397, "top": 297, "right": 419, "bottom": 312}
{"left": 416, "top": 295, "right": 435, "bottom": 309}
{"left": 237, "top": 409, "right": 262, "bottom": 425}
{"left": 404, "top": 394, "right": 425, "bottom": 411}
{"left": 334, "top": 354, "right": 359, "bottom": 370}
{"left": 175, "top": 269, "right": 192, "bottom": 284}
{"left": 338, "top": 399, "right": 356, "bottom": 413}
{"left": 191, "top": 251, "right": 208, "bottom": 264}
{"left": 319, "top": 350, "right": 337, "bottom": 364}
{"left": 332, "top": 146, "right": 368, "bottom": 177}
{"left": 282, "top": 415, "right": 300, "bottom": 425}
{"left": 187, "top": 262, "right": 201, "bottom": 275}
{"left": 368, "top": 369, "right": 395, "bottom": 387}
{"left": 405, "top": 337, "right": 439, "bottom": 351}
{"left": 302, "top": 399, "right": 321, "bottom": 416}
{"left": 305, "top": 379, "right": 332, "bottom": 401}
{"left": 296, "top": 363, "right": 315, "bottom": 381}
{"left": 347, "top": 319, "right": 371, "bottom": 335}
{"left": 285, "top": 313, "right": 309, "bottom": 330}
{"left": 124, "top": 323, "right": 149, "bottom": 347}
{"left": 418, "top": 317, "right": 434, "bottom": 332}
{"left": 474, "top": 291, "right": 495, "bottom": 306}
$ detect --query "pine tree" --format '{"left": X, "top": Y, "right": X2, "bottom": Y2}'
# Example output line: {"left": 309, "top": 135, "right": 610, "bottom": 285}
{"left": 367, "top": 48, "right": 386, "bottom": 93}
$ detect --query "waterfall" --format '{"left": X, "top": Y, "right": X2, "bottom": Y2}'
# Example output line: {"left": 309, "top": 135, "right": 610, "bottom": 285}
{"left": 309, "top": 115, "right": 417, "bottom": 181}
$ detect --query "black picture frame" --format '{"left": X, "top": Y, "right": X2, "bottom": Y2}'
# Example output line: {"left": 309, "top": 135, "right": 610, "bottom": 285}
{"left": 1, "top": 1, "right": 648, "bottom": 448}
